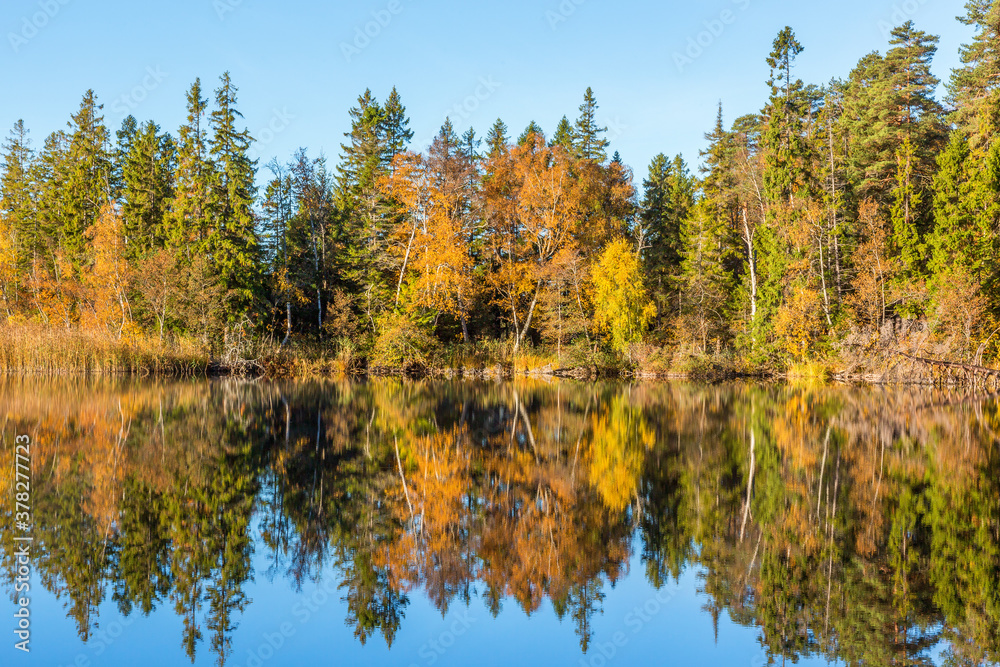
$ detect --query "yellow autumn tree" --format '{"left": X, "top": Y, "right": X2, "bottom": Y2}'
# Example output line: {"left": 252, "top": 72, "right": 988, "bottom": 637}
{"left": 81, "top": 204, "right": 134, "bottom": 339}
{"left": 590, "top": 238, "right": 655, "bottom": 356}
{"left": 381, "top": 132, "right": 480, "bottom": 336}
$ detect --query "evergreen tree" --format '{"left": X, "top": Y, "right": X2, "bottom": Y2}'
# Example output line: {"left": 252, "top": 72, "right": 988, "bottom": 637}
{"left": 550, "top": 115, "right": 574, "bottom": 150}
{"left": 112, "top": 115, "right": 137, "bottom": 200}
{"left": 890, "top": 137, "right": 923, "bottom": 278}
{"left": 928, "top": 133, "right": 974, "bottom": 277}
{"left": 165, "top": 79, "right": 213, "bottom": 252}
{"left": 1, "top": 120, "right": 37, "bottom": 268}
{"left": 485, "top": 118, "right": 509, "bottom": 158}
{"left": 337, "top": 89, "right": 394, "bottom": 329}
{"left": 121, "top": 121, "right": 175, "bottom": 258}
{"left": 573, "top": 87, "right": 609, "bottom": 162}
{"left": 640, "top": 153, "right": 695, "bottom": 314}
{"left": 762, "top": 28, "right": 809, "bottom": 203}
{"left": 208, "top": 72, "right": 262, "bottom": 321}
{"left": 948, "top": 0, "right": 1000, "bottom": 148}
{"left": 517, "top": 120, "right": 544, "bottom": 146}
{"left": 63, "top": 90, "right": 112, "bottom": 270}
{"left": 381, "top": 86, "right": 413, "bottom": 168}
{"left": 676, "top": 202, "right": 732, "bottom": 352}
{"left": 756, "top": 28, "right": 810, "bottom": 353}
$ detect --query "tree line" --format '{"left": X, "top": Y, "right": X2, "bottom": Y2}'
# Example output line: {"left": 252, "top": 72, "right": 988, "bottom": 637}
{"left": 2, "top": 3, "right": 1000, "bottom": 371}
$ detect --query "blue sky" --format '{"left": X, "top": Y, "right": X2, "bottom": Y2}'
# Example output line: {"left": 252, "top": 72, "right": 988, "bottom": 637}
{"left": 0, "top": 0, "right": 975, "bottom": 185}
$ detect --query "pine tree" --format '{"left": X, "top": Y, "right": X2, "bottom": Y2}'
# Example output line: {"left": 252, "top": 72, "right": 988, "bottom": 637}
{"left": 640, "top": 153, "right": 694, "bottom": 314}
{"left": 676, "top": 202, "right": 732, "bottom": 353}
{"left": 517, "top": 121, "right": 544, "bottom": 146}
{"left": 165, "top": 79, "right": 214, "bottom": 252}
{"left": 573, "top": 87, "right": 609, "bottom": 162}
{"left": 63, "top": 89, "right": 112, "bottom": 271}
{"left": 948, "top": 0, "right": 1000, "bottom": 148}
{"left": 338, "top": 89, "right": 392, "bottom": 328}
{"left": 381, "top": 86, "right": 413, "bottom": 168}
{"left": 112, "top": 115, "right": 137, "bottom": 201}
{"left": 485, "top": 118, "right": 509, "bottom": 158}
{"left": 121, "top": 121, "right": 175, "bottom": 259}
{"left": 208, "top": 72, "right": 261, "bottom": 321}
{"left": 1, "top": 120, "right": 37, "bottom": 268}
{"left": 550, "top": 115, "right": 574, "bottom": 150}
{"left": 844, "top": 23, "right": 945, "bottom": 208}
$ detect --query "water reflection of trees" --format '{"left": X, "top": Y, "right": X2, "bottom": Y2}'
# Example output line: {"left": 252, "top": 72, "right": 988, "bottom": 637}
{"left": 1, "top": 379, "right": 999, "bottom": 665}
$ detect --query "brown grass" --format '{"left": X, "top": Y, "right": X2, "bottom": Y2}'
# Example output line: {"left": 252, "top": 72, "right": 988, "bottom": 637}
{"left": 0, "top": 324, "right": 212, "bottom": 375}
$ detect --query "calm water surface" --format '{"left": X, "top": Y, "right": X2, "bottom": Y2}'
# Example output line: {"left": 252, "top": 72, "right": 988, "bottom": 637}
{"left": 2, "top": 378, "right": 999, "bottom": 666}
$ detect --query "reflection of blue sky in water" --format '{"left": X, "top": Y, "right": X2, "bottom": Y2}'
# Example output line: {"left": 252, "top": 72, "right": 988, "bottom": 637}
{"left": 30, "top": 530, "right": 841, "bottom": 666}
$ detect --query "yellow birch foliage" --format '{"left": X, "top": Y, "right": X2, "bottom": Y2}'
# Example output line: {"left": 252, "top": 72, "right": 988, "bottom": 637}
{"left": 590, "top": 238, "right": 656, "bottom": 356}
{"left": 81, "top": 204, "right": 134, "bottom": 339}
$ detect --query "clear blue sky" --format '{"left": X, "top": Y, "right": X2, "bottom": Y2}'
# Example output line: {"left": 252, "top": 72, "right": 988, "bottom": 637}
{"left": 0, "top": 0, "right": 974, "bottom": 185}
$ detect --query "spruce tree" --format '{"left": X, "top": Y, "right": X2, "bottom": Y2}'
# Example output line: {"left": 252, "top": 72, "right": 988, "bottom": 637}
{"left": 517, "top": 121, "right": 545, "bottom": 146}
{"left": 762, "top": 28, "right": 809, "bottom": 203}
{"left": 756, "top": 28, "right": 809, "bottom": 353}
{"left": 928, "top": 133, "right": 973, "bottom": 277}
{"left": 381, "top": 86, "right": 413, "bottom": 168}
{"left": 63, "top": 89, "right": 112, "bottom": 271}
{"left": 208, "top": 72, "right": 261, "bottom": 321}
{"left": 121, "top": 121, "right": 175, "bottom": 258}
{"left": 113, "top": 115, "right": 137, "bottom": 201}
{"left": 948, "top": 0, "right": 1000, "bottom": 148}
{"left": 640, "top": 153, "right": 695, "bottom": 313}
{"left": 165, "top": 79, "right": 214, "bottom": 252}
{"left": 676, "top": 202, "right": 732, "bottom": 352}
{"left": 1, "top": 120, "right": 37, "bottom": 268}
{"left": 550, "top": 116, "right": 574, "bottom": 150}
{"left": 573, "top": 87, "right": 609, "bottom": 162}
{"left": 338, "top": 89, "right": 391, "bottom": 326}
{"left": 890, "top": 137, "right": 923, "bottom": 278}
{"left": 485, "top": 118, "right": 509, "bottom": 158}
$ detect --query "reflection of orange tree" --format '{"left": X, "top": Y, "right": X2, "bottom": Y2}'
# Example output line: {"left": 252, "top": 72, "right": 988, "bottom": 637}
{"left": 373, "top": 382, "right": 635, "bottom": 652}
{"left": 0, "top": 378, "right": 267, "bottom": 666}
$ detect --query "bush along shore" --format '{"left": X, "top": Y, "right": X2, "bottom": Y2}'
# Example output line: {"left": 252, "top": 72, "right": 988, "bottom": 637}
{"left": 7, "top": 322, "right": 1000, "bottom": 389}
{"left": 6, "top": 14, "right": 1000, "bottom": 381}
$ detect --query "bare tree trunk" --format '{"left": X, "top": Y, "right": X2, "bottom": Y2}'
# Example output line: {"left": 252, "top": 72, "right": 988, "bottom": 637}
{"left": 742, "top": 206, "right": 758, "bottom": 326}
{"left": 282, "top": 302, "right": 292, "bottom": 346}
{"left": 513, "top": 279, "right": 543, "bottom": 355}
{"left": 739, "top": 408, "right": 756, "bottom": 543}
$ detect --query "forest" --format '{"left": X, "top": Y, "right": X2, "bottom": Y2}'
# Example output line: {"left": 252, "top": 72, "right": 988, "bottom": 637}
{"left": 2, "top": 3, "right": 1000, "bottom": 377}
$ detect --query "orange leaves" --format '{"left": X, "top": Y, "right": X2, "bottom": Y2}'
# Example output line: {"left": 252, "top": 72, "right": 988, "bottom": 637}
{"left": 381, "top": 151, "right": 478, "bottom": 317}
{"left": 80, "top": 204, "right": 134, "bottom": 338}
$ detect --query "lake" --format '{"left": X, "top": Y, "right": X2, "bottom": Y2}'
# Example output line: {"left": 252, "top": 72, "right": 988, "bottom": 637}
{"left": 2, "top": 378, "right": 999, "bottom": 666}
